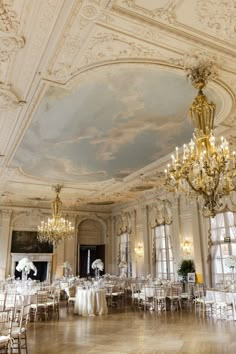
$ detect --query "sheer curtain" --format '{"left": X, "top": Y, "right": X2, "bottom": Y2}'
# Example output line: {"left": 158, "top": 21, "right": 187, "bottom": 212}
{"left": 153, "top": 224, "right": 175, "bottom": 280}
{"left": 210, "top": 211, "right": 236, "bottom": 286}
{"left": 119, "top": 233, "right": 132, "bottom": 277}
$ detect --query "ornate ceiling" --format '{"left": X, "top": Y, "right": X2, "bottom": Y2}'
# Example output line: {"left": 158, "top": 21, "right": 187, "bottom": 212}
{"left": 0, "top": 0, "right": 235, "bottom": 211}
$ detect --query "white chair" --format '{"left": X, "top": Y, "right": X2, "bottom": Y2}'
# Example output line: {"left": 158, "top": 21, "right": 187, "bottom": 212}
{"left": 65, "top": 286, "right": 76, "bottom": 308}
{"left": 194, "top": 287, "right": 214, "bottom": 318}
{"left": 154, "top": 287, "right": 166, "bottom": 312}
{"left": 214, "top": 290, "right": 233, "bottom": 320}
{"left": 0, "top": 294, "right": 6, "bottom": 311}
{"left": 0, "top": 310, "right": 13, "bottom": 354}
{"left": 30, "top": 291, "right": 49, "bottom": 321}
{"left": 11, "top": 304, "right": 31, "bottom": 354}
{"left": 143, "top": 286, "right": 155, "bottom": 311}
{"left": 166, "top": 286, "right": 182, "bottom": 311}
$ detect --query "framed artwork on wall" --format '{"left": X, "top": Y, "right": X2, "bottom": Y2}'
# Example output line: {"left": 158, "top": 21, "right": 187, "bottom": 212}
{"left": 187, "top": 272, "right": 195, "bottom": 283}
{"left": 11, "top": 231, "right": 53, "bottom": 253}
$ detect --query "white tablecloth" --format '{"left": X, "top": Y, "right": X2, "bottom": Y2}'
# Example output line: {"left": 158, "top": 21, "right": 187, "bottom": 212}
{"left": 74, "top": 288, "right": 108, "bottom": 316}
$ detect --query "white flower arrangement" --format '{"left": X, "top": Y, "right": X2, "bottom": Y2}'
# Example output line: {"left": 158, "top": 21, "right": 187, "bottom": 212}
{"left": 225, "top": 256, "right": 236, "bottom": 269}
{"left": 91, "top": 259, "right": 104, "bottom": 271}
{"left": 16, "top": 257, "right": 37, "bottom": 276}
{"left": 118, "top": 261, "right": 127, "bottom": 269}
{"left": 62, "top": 261, "right": 72, "bottom": 271}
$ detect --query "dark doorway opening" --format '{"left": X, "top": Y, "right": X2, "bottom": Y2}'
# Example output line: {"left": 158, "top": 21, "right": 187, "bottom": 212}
{"left": 15, "top": 261, "right": 48, "bottom": 282}
{"left": 79, "top": 245, "right": 105, "bottom": 277}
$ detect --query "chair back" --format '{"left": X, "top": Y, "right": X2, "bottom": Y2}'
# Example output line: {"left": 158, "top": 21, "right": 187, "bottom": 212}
{"left": 36, "top": 291, "right": 48, "bottom": 305}
{"left": 0, "top": 310, "right": 13, "bottom": 337}
{"left": 0, "top": 293, "right": 6, "bottom": 310}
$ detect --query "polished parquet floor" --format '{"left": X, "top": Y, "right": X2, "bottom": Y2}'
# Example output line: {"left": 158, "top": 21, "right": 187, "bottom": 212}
{"left": 27, "top": 304, "right": 236, "bottom": 354}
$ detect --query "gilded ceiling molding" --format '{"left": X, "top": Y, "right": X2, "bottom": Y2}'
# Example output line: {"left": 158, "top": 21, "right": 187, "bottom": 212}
{"left": 115, "top": 212, "right": 132, "bottom": 236}
{"left": 148, "top": 200, "right": 173, "bottom": 228}
{"left": 196, "top": 0, "right": 236, "bottom": 38}
{"left": 0, "top": 84, "right": 25, "bottom": 111}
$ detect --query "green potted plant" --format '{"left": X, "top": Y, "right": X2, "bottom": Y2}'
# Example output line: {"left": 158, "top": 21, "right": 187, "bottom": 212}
{"left": 177, "top": 259, "right": 195, "bottom": 284}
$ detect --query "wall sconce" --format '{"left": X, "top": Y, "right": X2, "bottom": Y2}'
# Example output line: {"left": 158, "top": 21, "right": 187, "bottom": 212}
{"left": 134, "top": 243, "right": 143, "bottom": 258}
{"left": 181, "top": 239, "right": 193, "bottom": 255}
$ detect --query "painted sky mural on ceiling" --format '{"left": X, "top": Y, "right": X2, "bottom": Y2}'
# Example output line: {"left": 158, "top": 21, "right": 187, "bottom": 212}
{"left": 11, "top": 65, "right": 222, "bottom": 183}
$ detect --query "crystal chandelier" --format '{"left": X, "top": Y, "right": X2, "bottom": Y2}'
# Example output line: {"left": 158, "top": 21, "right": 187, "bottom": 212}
{"left": 165, "top": 53, "right": 236, "bottom": 217}
{"left": 37, "top": 185, "right": 74, "bottom": 246}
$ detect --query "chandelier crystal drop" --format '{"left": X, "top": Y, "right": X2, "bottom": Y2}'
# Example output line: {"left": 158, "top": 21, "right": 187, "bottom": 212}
{"left": 164, "top": 53, "right": 236, "bottom": 217}
{"left": 37, "top": 185, "right": 74, "bottom": 247}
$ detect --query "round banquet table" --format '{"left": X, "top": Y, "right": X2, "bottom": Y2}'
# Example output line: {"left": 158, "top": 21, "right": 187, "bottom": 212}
{"left": 74, "top": 288, "right": 108, "bottom": 316}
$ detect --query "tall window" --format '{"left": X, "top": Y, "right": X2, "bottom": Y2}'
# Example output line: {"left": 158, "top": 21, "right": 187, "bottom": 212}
{"left": 210, "top": 211, "right": 236, "bottom": 286}
{"left": 154, "top": 224, "right": 174, "bottom": 280}
{"left": 119, "top": 233, "right": 132, "bottom": 276}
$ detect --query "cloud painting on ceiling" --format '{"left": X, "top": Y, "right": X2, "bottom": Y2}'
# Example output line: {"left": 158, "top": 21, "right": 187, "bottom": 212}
{"left": 11, "top": 65, "right": 223, "bottom": 183}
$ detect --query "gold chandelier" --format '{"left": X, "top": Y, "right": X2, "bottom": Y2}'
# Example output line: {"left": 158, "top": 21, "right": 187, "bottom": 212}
{"left": 165, "top": 53, "right": 236, "bottom": 217}
{"left": 37, "top": 185, "right": 74, "bottom": 246}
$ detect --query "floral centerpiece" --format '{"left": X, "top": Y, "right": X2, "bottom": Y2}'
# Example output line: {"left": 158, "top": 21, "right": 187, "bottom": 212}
{"left": 91, "top": 259, "right": 104, "bottom": 278}
{"left": 224, "top": 256, "right": 236, "bottom": 269}
{"left": 225, "top": 255, "right": 236, "bottom": 284}
{"left": 16, "top": 257, "right": 37, "bottom": 280}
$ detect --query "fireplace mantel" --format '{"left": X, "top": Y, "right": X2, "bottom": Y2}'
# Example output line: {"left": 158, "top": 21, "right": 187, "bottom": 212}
{"left": 11, "top": 253, "right": 53, "bottom": 282}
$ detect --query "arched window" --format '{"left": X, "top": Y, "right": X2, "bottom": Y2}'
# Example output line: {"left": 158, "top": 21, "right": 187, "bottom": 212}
{"left": 210, "top": 211, "right": 236, "bottom": 286}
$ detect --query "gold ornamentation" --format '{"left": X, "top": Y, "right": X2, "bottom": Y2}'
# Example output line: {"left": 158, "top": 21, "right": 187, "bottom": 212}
{"left": 165, "top": 52, "right": 236, "bottom": 217}
{"left": 37, "top": 185, "right": 74, "bottom": 247}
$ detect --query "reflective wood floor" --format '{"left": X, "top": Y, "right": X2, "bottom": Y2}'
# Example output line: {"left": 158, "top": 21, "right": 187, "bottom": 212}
{"left": 27, "top": 304, "right": 236, "bottom": 354}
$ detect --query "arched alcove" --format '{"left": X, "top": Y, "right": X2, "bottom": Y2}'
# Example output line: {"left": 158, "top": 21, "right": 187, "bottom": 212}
{"left": 77, "top": 219, "right": 105, "bottom": 277}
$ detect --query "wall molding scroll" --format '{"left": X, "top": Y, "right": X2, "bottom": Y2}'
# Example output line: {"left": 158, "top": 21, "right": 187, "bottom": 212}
{"left": 115, "top": 211, "right": 132, "bottom": 236}
{"left": 148, "top": 199, "right": 173, "bottom": 228}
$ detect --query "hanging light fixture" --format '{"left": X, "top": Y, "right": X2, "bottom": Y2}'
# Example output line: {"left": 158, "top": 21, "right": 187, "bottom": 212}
{"left": 165, "top": 52, "right": 236, "bottom": 217}
{"left": 37, "top": 185, "right": 74, "bottom": 246}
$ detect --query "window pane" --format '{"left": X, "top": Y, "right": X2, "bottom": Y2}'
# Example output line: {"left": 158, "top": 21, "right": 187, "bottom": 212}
{"left": 211, "top": 211, "right": 236, "bottom": 287}
{"left": 154, "top": 225, "right": 174, "bottom": 279}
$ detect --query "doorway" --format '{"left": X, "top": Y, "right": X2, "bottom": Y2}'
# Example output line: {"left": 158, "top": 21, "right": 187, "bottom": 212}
{"left": 79, "top": 245, "right": 105, "bottom": 277}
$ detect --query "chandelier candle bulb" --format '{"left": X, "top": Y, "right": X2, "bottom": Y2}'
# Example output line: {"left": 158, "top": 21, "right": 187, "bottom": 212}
{"left": 164, "top": 52, "right": 236, "bottom": 217}
{"left": 37, "top": 185, "right": 74, "bottom": 247}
